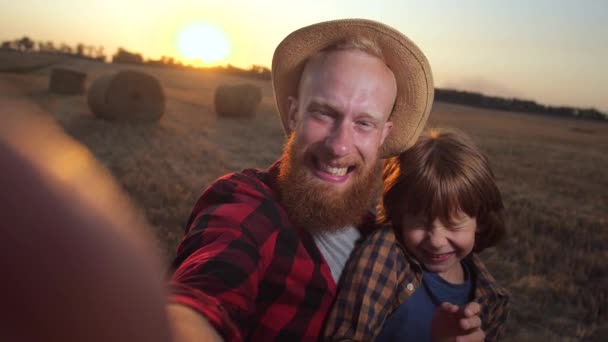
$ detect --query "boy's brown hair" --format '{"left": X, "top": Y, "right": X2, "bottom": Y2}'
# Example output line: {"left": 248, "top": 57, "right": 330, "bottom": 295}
{"left": 378, "top": 127, "right": 505, "bottom": 252}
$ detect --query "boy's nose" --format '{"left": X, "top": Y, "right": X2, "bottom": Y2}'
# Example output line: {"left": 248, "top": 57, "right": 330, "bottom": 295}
{"left": 427, "top": 229, "right": 447, "bottom": 249}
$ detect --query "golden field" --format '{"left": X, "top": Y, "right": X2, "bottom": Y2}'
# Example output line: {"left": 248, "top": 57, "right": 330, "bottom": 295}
{"left": 1, "top": 53, "right": 606, "bottom": 341}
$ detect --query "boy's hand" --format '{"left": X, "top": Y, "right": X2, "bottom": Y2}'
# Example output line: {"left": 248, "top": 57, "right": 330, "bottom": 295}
{"left": 432, "top": 302, "right": 485, "bottom": 342}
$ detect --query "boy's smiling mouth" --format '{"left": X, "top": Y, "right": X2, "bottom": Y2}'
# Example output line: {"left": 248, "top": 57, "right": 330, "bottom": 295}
{"left": 424, "top": 251, "right": 455, "bottom": 263}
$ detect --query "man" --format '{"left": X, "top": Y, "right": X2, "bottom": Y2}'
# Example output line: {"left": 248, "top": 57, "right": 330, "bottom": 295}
{"left": 167, "top": 19, "right": 482, "bottom": 341}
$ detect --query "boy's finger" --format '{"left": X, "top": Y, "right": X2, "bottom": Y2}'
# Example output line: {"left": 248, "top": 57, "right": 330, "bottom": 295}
{"left": 454, "top": 328, "right": 485, "bottom": 342}
{"left": 440, "top": 302, "right": 460, "bottom": 313}
{"left": 460, "top": 315, "right": 481, "bottom": 331}
{"left": 461, "top": 302, "right": 481, "bottom": 317}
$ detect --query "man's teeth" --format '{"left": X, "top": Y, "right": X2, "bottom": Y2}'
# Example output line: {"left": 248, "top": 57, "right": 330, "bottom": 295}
{"left": 321, "top": 164, "right": 348, "bottom": 176}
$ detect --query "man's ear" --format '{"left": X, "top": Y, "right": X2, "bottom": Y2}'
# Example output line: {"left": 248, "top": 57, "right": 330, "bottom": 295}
{"left": 380, "top": 120, "right": 394, "bottom": 145}
{"left": 287, "top": 96, "right": 299, "bottom": 132}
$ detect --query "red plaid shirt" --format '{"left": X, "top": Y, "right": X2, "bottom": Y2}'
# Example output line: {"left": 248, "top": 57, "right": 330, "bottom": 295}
{"left": 169, "top": 160, "right": 336, "bottom": 341}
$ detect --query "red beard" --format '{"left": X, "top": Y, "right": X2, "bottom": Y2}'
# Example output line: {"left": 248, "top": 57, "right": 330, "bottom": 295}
{"left": 277, "top": 134, "right": 382, "bottom": 233}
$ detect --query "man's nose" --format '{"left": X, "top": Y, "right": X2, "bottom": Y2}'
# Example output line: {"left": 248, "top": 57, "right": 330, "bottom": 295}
{"left": 324, "top": 120, "right": 353, "bottom": 157}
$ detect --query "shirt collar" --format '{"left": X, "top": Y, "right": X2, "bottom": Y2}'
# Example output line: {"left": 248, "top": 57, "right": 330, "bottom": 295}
{"left": 390, "top": 226, "right": 508, "bottom": 299}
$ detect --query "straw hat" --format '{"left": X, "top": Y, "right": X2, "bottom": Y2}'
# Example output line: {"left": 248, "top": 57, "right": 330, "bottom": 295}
{"left": 272, "top": 18, "right": 434, "bottom": 157}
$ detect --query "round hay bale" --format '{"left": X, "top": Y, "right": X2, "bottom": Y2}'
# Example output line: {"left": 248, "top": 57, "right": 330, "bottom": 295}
{"left": 49, "top": 68, "right": 86, "bottom": 95}
{"left": 87, "top": 70, "right": 165, "bottom": 123}
{"left": 214, "top": 83, "right": 262, "bottom": 118}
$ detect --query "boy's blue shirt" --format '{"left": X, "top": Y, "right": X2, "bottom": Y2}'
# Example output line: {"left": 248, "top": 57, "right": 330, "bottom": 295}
{"left": 376, "top": 261, "right": 473, "bottom": 342}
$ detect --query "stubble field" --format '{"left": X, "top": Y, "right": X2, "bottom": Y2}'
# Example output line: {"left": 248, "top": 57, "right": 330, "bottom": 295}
{"left": 2, "top": 53, "right": 606, "bottom": 341}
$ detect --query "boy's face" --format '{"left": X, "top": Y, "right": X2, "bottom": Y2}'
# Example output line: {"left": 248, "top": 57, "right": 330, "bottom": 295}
{"left": 400, "top": 213, "right": 477, "bottom": 283}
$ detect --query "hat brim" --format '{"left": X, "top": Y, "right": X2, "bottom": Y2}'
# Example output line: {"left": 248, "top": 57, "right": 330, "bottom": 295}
{"left": 272, "top": 18, "right": 434, "bottom": 158}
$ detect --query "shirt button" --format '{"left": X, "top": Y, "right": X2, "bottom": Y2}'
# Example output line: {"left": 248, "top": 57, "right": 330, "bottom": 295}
{"left": 407, "top": 283, "right": 414, "bottom": 291}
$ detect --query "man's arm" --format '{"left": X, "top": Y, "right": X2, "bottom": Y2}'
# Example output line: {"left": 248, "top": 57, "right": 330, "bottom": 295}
{"left": 168, "top": 174, "right": 276, "bottom": 341}
{"left": 168, "top": 304, "right": 224, "bottom": 342}
{"left": 0, "top": 130, "right": 172, "bottom": 342}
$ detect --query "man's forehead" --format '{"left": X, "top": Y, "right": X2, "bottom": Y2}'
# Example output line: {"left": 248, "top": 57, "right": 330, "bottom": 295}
{"left": 303, "top": 50, "right": 395, "bottom": 88}
{"left": 303, "top": 49, "right": 382, "bottom": 76}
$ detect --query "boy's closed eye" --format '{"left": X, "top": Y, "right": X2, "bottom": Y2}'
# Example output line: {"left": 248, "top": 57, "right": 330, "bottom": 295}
{"left": 401, "top": 214, "right": 476, "bottom": 232}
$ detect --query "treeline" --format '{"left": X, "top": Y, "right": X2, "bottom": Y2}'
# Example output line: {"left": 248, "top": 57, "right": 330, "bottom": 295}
{"left": 1, "top": 36, "right": 106, "bottom": 61}
{"left": 435, "top": 89, "right": 607, "bottom": 122}
{"left": 112, "top": 48, "right": 270, "bottom": 80}
{"left": 1, "top": 36, "right": 271, "bottom": 80}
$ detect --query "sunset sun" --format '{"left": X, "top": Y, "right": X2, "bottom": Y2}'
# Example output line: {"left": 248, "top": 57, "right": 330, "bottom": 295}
{"left": 176, "top": 23, "right": 231, "bottom": 65}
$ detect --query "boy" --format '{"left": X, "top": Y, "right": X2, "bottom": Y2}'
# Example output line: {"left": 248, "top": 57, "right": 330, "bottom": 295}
{"left": 324, "top": 128, "right": 510, "bottom": 341}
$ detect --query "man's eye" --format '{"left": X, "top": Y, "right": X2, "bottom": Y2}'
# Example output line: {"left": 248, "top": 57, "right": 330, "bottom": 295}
{"left": 312, "top": 110, "right": 332, "bottom": 120}
{"left": 356, "top": 121, "right": 375, "bottom": 130}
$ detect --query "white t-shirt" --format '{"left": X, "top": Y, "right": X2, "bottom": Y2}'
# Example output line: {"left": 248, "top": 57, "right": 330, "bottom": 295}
{"left": 312, "top": 226, "right": 361, "bottom": 283}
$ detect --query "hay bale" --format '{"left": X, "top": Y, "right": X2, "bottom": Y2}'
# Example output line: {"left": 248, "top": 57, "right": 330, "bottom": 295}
{"left": 49, "top": 68, "right": 86, "bottom": 95}
{"left": 87, "top": 70, "right": 165, "bottom": 123}
{"left": 214, "top": 83, "right": 262, "bottom": 118}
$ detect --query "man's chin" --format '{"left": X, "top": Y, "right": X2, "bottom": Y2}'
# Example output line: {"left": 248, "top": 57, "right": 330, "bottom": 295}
{"left": 277, "top": 135, "right": 381, "bottom": 233}
{"left": 279, "top": 167, "right": 379, "bottom": 233}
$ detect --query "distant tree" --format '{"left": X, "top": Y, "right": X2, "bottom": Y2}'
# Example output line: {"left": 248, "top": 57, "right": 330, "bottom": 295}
{"left": 42, "top": 41, "right": 56, "bottom": 53}
{"left": 225, "top": 64, "right": 240, "bottom": 75}
{"left": 1, "top": 41, "right": 14, "bottom": 50}
{"left": 83, "top": 45, "right": 94, "bottom": 58}
{"left": 36, "top": 41, "right": 53, "bottom": 53}
{"left": 94, "top": 46, "right": 106, "bottom": 62}
{"left": 112, "top": 47, "right": 143, "bottom": 64}
{"left": 249, "top": 65, "right": 271, "bottom": 80}
{"left": 161, "top": 56, "right": 175, "bottom": 65}
{"left": 578, "top": 108, "right": 606, "bottom": 121}
{"left": 76, "top": 43, "right": 85, "bottom": 57}
{"left": 59, "top": 43, "right": 73, "bottom": 55}
{"left": 547, "top": 106, "right": 575, "bottom": 117}
{"left": 16, "top": 36, "right": 34, "bottom": 52}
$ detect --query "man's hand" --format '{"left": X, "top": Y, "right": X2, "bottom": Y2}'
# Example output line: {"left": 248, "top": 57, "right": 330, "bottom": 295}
{"left": 432, "top": 302, "right": 485, "bottom": 342}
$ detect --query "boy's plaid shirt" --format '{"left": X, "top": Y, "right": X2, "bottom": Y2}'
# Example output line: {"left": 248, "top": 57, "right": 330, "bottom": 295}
{"left": 168, "top": 161, "right": 336, "bottom": 341}
{"left": 324, "top": 226, "right": 510, "bottom": 341}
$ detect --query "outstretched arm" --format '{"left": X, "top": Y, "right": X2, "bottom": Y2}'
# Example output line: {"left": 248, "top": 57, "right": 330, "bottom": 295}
{"left": 168, "top": 304, "right": 224, "bottom": 342}
{"left": 168, "top": 174, "right": 277, "bottom": 341}
{"left": 1, "top": 125, "right": 171, "bottom": 342}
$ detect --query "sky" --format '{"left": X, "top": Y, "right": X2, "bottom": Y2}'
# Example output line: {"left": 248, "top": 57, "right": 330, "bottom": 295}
{"left": 1, "top": 0, "right": 607, "bottom": 112}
